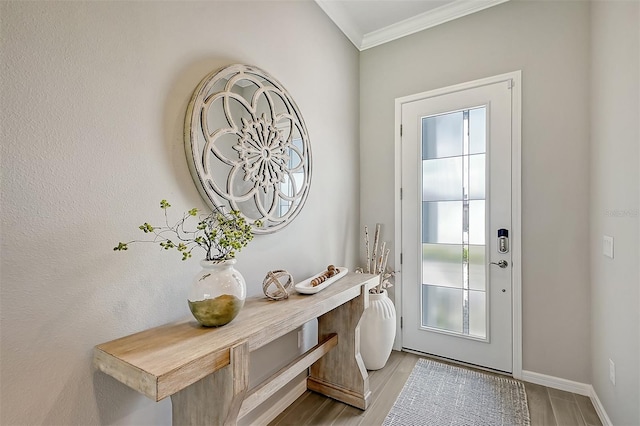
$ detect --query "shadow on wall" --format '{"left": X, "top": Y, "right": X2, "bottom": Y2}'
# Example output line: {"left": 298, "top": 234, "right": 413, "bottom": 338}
{"left": 92, "top": 366, "right": 172, "bottom": 426}
{"left": 36, "top": 352, "right": 165, "bottom": 426}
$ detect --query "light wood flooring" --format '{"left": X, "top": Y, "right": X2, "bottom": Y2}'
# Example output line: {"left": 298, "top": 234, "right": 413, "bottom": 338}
{"left": 269, "top": 351, "right": 602, "bottom": 426}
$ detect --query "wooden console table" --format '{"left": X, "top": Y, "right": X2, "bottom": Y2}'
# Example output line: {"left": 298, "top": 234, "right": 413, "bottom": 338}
{"left": 94, "top": 272, "right": 377, "bottom": 425}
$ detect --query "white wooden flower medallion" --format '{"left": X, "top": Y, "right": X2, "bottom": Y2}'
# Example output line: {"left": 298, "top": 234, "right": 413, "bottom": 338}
{"left": 184, "top": 64, "right": 312, "bottom": 234}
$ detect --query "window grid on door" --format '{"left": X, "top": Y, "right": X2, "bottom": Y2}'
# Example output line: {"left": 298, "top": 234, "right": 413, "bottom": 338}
{"left": 421, "top": 106, "right": 487, "bottom": 339}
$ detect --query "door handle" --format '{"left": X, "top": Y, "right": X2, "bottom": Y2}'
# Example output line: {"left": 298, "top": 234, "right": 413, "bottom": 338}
{"left": 490, "top": 260, "right": 509, "bottom": 268}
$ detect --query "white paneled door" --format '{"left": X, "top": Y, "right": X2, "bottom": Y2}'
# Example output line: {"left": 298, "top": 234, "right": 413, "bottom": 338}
{"left": 399, "top": 73, "right": 520, "bottom": 373}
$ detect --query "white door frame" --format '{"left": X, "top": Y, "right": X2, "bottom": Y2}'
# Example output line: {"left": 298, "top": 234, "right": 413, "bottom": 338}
{"left": 393, "top": 71, "right": 522, "bottom": 379}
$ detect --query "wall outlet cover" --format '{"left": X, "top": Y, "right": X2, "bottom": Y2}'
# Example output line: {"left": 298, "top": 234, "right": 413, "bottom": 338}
{"left": 603, "top": 235, "right": 614, "bottom": 258}
{"left": 609, "top": 359, "right": 615, "bottom": 385}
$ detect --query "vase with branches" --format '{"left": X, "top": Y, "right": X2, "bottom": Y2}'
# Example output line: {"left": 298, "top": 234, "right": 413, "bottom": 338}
{"left": 356, "top": 223, "right": 397, "bottom": 370}
{"left": 114, "top": 200, "right": 262, "bottom": 327}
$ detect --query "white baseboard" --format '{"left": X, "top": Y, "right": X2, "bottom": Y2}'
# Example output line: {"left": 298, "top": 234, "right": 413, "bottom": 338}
{"left": 239, "top": 376, "right": 307, "bottom": 426}
{"left": 521, "top": 370, "right": 613, "bottom": 426}
{"left": 521, "top": 370, "right": 591, "bottom": 396}
{"left": 588, "top": 385, "right": 613, "bottom": 426}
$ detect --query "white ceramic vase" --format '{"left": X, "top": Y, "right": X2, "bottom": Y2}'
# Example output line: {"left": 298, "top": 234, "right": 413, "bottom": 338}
{"left": 188, "top": 259, "right": 246, "bottom": 327}
{"left": 359, "top": 289, "right": 396, "bottom": 370}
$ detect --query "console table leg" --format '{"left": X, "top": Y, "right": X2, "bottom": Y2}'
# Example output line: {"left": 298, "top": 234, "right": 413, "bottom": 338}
{"left": 171, "top": 341, "right": 249, "bottom": 426}
{"left": 308, "top": 286, "right": 371, "bottom": 410}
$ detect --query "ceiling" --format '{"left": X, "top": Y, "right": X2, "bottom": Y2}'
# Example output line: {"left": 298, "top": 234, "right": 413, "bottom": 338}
{"left": 314, "top": 0, "right": 510, "bottom": 51}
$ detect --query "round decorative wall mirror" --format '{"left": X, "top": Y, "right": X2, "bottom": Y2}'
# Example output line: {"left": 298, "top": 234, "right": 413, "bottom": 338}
{"left": 184, "top": 64, "right": 312, "bottom": 234}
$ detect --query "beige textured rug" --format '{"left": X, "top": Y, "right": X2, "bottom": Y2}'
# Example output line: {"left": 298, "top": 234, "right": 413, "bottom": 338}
{"left": 384, "top": 359, "right": 530, "bottom": 426}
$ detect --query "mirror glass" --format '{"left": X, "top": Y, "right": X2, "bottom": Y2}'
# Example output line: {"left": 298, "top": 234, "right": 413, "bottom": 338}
{"left": 185, "top": 64, "right": 312, "bottom": 234}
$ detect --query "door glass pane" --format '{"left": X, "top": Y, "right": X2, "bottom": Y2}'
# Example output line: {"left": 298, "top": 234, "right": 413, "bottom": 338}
{"left": 422, "top": 201, "right": 462, "bottom": 244}
{"left": 468, "top": 245, "right": 486, "bottom": 291}
{"left": 469, "top": 107, "right": 486, "bottom": 154}
{"left": 421, "top": 107, "right": 488, "bottom": 339}
{"left": 468, "top": 154, "right": 485, "bottom": 200}
{"left": 423, "top": 244, "right": 463, "bottom": 288}
{"left": 469, "top": 290, "right": 486, "bottom": 338}
{"left": 422, "top": 157, "right": 463, "bottom": 201}
{"left": 422, "top": 112, "right": 463, "bottom": 159}
{"left": 422, "top": 285, "right": 463, "bottom": 332}
{"left": 468, "top": 200, "right": 485, "bottom": 245}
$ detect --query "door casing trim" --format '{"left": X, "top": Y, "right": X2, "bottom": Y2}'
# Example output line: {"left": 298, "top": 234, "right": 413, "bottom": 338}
{"left": 393, "top": 71, "right": 522, "bottom": 379}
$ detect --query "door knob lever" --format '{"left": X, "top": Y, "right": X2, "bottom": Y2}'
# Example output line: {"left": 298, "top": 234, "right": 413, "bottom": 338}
{"left": 490, "top": 260, "right": 509, "bottom": 268}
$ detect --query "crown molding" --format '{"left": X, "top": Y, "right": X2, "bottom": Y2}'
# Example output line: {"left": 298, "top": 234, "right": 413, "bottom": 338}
{"left": 316, "top": 0, "right": 510, "bottom": 51}
{"left": 314, "top": 0, "right": 363, "bottom": 48}
{"left": 361, "top": 0, "right": 510, "bottom": 50}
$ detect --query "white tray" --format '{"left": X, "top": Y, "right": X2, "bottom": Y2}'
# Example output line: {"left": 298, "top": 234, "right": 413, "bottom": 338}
{"left": 295, "top": 267, "right": 348, "bottom": 294}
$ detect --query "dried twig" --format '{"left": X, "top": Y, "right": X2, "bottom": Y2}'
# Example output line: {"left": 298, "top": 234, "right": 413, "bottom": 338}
{"left": 377, "top": 248, "right": 391, "bottom": 293}
{"left": 364, "top": 225, "right": 371, "bottom": 273}
{"left": 372, "top": 223, "right": 381, "bottom": 274}
{"left": 377, "top": 242, "right": 386, "bottom": 274}
{"left": 356, "top": 223, "right": 395, "bottom": 294}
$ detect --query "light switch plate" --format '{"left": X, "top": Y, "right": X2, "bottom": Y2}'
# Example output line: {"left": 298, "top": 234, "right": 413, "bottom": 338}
{"left": 603, "top": 235, "right": 614, "bottom": 258}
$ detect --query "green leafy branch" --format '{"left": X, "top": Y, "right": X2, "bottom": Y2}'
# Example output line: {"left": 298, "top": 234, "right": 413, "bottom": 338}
{"left": 114, "top": 200, "right": 262, "bottom": 261}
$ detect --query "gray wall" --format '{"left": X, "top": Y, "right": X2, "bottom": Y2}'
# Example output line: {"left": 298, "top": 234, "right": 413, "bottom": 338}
{"left": 589, "top": 1, "right": 639, "bottom": 424}
{"left": 360, "top": 0, "right": 592, "bottom": 383}
{"left": 2, "top": 0, "right": 638, "bottom": 424}
{"left": 0, "top": 1, "right": 359, "bottom": 424}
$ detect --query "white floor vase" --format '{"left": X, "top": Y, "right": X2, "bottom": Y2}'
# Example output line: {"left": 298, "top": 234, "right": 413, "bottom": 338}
{"left": 360, "top": 289, "right": 397, "bottom": 370}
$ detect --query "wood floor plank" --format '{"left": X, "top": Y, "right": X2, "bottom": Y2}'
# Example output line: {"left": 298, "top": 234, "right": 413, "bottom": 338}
{"left": 305, "top": 399, "right": 346, "bottom": 425}
{"left": 550, "top": 396, "right": 586, "bottom": 426}
{"left": 272, "top": 391, "right": 328, "bottom": 425}
{"left": 269, "top": 391, "right": 311, "bottom": 425}
{"left": 330, "top": 405, "right": 363, "bottom": 426}
{"left": 355, "top": 352, "right": 419, "bottom": 425}
{"left": 523, "top": 382, "right": 557, "bottom": 426}
{"left": 548, "top": 387, "right": 578, "bottom": 402}
{"left": 574, "top": 394, "right": 603, "bottom": 426}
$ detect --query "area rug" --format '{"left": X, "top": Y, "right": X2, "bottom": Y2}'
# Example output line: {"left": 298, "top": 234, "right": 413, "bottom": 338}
{"left": 383, "top": 359, "right": 530, "bottom": 426}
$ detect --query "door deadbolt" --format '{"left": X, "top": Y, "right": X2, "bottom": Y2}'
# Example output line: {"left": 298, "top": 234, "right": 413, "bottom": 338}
{"left": 498, "top": 228, "right": 509, "bottom": 254}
